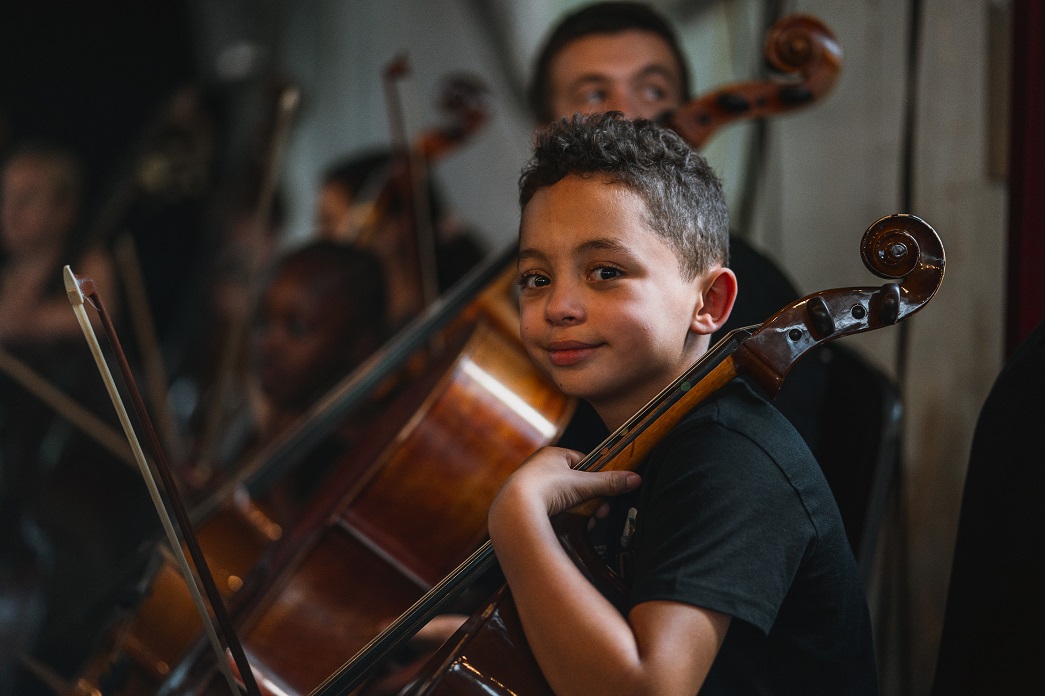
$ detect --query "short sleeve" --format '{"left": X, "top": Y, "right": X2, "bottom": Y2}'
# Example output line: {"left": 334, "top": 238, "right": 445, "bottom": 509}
{"left": 627, "top": 417, "right": 816, "bottom": 634}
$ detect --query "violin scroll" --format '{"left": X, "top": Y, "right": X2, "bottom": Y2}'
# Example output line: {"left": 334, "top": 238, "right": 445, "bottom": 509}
{"left": 734, "top": 214, "right": 944, "bottom": 395}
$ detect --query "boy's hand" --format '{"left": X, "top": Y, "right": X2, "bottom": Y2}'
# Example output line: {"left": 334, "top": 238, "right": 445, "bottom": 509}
{"left": 493, "top": 446, "right": 642, "bottom": 518}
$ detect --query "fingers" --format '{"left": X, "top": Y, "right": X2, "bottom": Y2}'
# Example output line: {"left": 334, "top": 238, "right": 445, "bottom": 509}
{"left": 499, "top": 447, "right": 642, "bottom": 517}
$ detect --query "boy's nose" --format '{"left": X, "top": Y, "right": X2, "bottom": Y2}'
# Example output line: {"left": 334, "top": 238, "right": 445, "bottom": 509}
{"left": 544, "top": 284, "right": 584, "bottom": 325}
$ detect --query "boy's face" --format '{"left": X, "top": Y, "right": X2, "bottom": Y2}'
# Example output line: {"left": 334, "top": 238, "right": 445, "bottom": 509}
{"left": 253, "top": 266, "right": 357, "bottom": 411}
{"left": 547, "top": 30, "right": 684, "bottom": 122}
{"left": 518, "top": 175, "right": 709, "bottom": 428}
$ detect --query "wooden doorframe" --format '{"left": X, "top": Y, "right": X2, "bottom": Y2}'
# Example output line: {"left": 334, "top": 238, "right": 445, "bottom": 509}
{"left": 1007, "top": 0, "right": 1045, "bottom": 354}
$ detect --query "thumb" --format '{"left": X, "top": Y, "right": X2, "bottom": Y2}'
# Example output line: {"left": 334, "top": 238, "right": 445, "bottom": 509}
{"left": 573, "top": 470, "right": 641, "bottom": 501}
{"left": 599, "top": 470, "right": 642, "bottom": 497}
{"left": 557, "top": 470, "right": 641, "bottom": 517}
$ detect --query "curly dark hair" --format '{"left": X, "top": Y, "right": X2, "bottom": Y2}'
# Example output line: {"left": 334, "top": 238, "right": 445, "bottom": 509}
{"left": 519, "top": 113, "right": 728, "bottom": 279}
{"left": 527, "top": 1, "right": 691, "bottom": 124}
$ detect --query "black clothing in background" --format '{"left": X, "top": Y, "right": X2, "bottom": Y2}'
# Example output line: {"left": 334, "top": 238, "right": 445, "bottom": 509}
{"left": 932, "top": 319, "right": 1045, "bottom": 695}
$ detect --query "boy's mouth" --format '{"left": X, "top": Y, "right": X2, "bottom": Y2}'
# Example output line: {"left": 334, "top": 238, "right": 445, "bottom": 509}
{"left": 546, "top": 340, "right": 600, "bottom": 367}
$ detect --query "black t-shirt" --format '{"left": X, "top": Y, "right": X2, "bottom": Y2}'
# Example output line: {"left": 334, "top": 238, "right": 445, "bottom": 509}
{"left": 608, "top": 379, "right": 878, "bottom": 695}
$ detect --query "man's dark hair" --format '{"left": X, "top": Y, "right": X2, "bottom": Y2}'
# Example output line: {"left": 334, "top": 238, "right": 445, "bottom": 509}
{"left": 519, "top": 113, "right": 728, "bottom": 278}
{"left": 527, "top": 1, "right": 692, "bottom": 123}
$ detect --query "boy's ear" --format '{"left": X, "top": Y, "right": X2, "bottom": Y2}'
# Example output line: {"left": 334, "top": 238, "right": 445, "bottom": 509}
{"left": 691, "top": 267, "right": 737, "bottom": 335}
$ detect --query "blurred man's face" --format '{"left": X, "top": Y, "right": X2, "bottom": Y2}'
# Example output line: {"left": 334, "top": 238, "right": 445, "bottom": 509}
{"left": 547, "top": 30, "right": 684, "bottom": 122}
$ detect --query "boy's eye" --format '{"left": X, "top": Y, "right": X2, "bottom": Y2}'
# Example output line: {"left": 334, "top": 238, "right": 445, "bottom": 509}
{"left": 589, "top": 265, "right": 623, "bottom": 281}
{"left": 518, "top": 271, "right": 550, "bottom": 289}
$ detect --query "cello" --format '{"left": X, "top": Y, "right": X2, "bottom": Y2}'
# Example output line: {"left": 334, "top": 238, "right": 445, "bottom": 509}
{"left": 64, "top": 71, "right": 510, "bottom": 696}
{"left": 315, "top": 212, "right": 945, "bottom": 695}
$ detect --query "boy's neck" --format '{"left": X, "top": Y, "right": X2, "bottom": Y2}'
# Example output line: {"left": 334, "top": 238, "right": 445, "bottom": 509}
{"left": 593, "top": 340, "right": 712, "bottom": 432}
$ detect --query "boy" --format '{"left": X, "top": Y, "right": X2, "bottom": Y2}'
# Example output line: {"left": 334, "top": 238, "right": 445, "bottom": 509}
{"left": 487, "top": 113, "right": 877, "bottom": 694}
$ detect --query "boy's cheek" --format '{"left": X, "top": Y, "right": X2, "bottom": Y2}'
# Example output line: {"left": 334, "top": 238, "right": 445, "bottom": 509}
{"left": 517, "top": 310, "right": 539, "bottom": 343}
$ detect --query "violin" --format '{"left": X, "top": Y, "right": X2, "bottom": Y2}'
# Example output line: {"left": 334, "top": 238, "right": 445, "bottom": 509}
{"left": 314, "top": 213, "right": 945, "bottom": 696}
{"left": 663, "top": 14, "right": 842, "bottom": 150}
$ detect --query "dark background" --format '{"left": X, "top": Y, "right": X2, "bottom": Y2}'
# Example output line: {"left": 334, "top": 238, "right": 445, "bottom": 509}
{"left": 0, "top": 1, "right": 198, "bottom": 218}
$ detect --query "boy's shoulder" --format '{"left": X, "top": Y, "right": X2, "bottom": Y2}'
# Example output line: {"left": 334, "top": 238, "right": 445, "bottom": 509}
{"left": 647, "top": 376, "right": 828, "bottom": 509}
{"left": 673, "top": 377, "right": 808, "bottom": 454}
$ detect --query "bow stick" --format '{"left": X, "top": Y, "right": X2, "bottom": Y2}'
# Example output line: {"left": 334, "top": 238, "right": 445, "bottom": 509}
{"left": 65, "top": 267, "right": 262, "bottom": 696}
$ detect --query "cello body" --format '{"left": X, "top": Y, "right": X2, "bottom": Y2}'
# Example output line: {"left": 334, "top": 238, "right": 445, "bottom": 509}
{"left": 227, "top": 319, "right": 573, "bottom": 695}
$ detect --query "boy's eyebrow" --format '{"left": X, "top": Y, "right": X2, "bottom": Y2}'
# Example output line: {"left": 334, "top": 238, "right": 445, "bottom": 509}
{"left": 517, "top": 247, "right": 546, "bottom": 266}
{"left": 517, "top": 237, "right": 632, "bottom": 266}
{"left": 579, "top": 237, "right": 631, "bottom": 254}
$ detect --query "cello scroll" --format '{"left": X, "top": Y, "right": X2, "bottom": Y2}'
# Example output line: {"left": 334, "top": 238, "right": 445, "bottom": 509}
{"left": 665, "top": 14, "right": 843, "bottom": 150}
{"left": 734, "top": 213, "right": 944, "bottom": 396}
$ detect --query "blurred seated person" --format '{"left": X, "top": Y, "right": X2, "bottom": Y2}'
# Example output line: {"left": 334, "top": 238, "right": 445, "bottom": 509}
{"left": 0, "top": 140, "right": 117, "bottom": 345}
{"left": 0, "top": 139, "right": 122, "bottom": 466}
{"left": 932, "top": 318, "right": 1045, "bottom": 694}
{"left": 55, "top": 241, "right": 392, "bottom": 695}
{"left": 205, "top": 239, "right": 390, "bottom": 521}
{"left": 316, "top": 149, "right": 485, "bottom": 328}
{"left": 0, "top": 142, "right": 150, "bottom": 692}
{"left": 529, "top": 1, "right": 827, "bottom": 459}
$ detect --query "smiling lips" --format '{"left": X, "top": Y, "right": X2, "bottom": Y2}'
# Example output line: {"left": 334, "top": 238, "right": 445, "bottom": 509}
{"left": 546, "top": 340, "right": 600, "bottom": 367}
